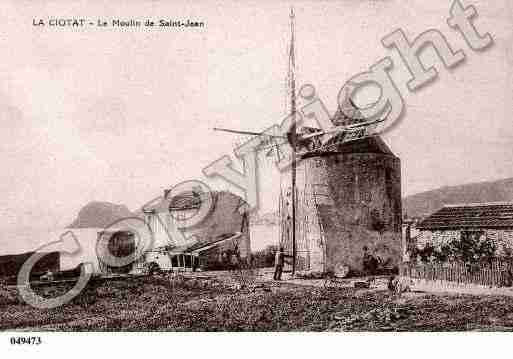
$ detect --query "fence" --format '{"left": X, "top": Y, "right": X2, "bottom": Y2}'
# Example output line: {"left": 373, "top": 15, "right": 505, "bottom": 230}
{"left": 400, "top": 259, "right": 513, "bottom": 288}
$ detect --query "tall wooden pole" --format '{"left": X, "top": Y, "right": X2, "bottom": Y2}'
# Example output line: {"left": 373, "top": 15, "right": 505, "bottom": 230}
{"left": 289, "top": 7, "right": 297, "bottom": 276}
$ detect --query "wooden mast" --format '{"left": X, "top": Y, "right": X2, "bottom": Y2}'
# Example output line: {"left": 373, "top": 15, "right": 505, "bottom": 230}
{"left": 212, "top": 9, "right": 300, "bottom": 274}
{"left": 288, "top": 7, "right": 297, "bottom": 275}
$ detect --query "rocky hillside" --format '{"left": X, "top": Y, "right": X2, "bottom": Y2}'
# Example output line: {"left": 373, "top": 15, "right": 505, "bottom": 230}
{"left": 67, "top": 201, "right": 137, "bottom": 228}
{"left": 404, "top": 178, "right": 513, "bottom": 218}
{"left": 67, "top": 177, "right": 513, "bottom": 228}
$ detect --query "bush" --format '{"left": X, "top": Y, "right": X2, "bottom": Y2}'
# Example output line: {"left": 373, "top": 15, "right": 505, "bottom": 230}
{"left": 0, "top": 286, "right": 19, "bottom": 306}
{"left": 449, "top": 232, "right": 496, "bottom": 263}
{"left": 412, "top": 232, "right": 497, "bottom": 264}
{"left": 252, "top": 245, "right": 278, "bottom": 268}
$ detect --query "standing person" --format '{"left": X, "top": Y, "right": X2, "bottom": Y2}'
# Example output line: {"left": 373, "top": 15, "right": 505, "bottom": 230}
{"left": 192, "top": 256, "right": 198, "bottom": 272}
{"left": 274, "top": 247, "right": 285, "bottom": 280}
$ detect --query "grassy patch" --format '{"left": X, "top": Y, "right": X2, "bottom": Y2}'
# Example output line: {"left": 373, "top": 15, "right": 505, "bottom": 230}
{"left": 2, "top": 275, "right": 513, "bottom": 331}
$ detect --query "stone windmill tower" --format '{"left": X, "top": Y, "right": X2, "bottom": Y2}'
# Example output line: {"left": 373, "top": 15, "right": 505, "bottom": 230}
{"left": 278, "top": 12, "right": 402, "bottom": 276}
{"left": 212, "top": 8, "right": 403, "bottom": 276}
{"left": 279, "top": 134, "right": 402, "bottom": 275}
{"left": 279, "top": 111, "right": 402, "bottom": 275}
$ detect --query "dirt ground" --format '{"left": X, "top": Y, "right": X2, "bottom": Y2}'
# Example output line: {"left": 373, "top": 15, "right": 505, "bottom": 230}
{"left": 2, "top": 271, "right": 513, "bottom": 331}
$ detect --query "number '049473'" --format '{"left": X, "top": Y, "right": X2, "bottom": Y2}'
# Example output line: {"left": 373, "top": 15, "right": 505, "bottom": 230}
{"left": 10, "top": 336, "right": 42, "bottom": 345}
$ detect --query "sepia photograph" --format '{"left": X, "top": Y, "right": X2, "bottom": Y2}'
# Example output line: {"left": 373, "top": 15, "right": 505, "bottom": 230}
{"left": 1, "top": 0, "right": 513, "bottom": 353}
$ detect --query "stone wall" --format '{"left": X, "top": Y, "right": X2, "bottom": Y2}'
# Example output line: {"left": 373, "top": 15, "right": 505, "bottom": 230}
{"left": 282, "top": 150, "right": 402, "bottom": 274}
{"left": 317, "top": 153, "right": 402, "bottom": 273}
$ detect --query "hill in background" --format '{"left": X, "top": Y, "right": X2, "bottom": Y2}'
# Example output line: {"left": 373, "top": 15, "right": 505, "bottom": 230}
{"left": 251, "top": 177, "right": 513, "bottom": 222}
{"left": 404, "top": 178, "right": 513, "bottom": 218}
{"left": 67, "top": 177, "right": 513, "bottom": 228}
{"left": 67, "top": 201, "right": 137, "bottom": 228}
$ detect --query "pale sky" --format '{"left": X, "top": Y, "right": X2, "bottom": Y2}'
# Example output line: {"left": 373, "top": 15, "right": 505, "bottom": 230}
{"left": 1, "top": 0, "right": 513, "bottom": 252}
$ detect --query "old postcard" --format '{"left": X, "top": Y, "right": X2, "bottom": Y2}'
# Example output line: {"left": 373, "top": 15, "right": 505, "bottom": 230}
{"left": 1, "top": 0, "right": 513, "bottom": 352}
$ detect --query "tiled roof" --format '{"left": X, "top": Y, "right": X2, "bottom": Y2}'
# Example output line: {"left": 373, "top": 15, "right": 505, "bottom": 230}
{"left": 142, "top": 191, "right": 205, "bottom": 213}
{"left": 418, "top": 202, "right": 513, "bottom": 230}
{"left": 168, "top": 191, "right": 202, "bottom": 210}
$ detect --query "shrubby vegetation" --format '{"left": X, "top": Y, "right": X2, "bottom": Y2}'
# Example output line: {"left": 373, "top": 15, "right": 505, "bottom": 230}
{"left": 251, "top": 245, "right": 278, "bottom": 268}
{"left": 411, "top": 232, "right": 497, "bottom": 264}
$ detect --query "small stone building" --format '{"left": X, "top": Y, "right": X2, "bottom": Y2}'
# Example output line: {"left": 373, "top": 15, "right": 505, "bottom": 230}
{"left": 142, "top": 190, "right": 251, "bottom": 271}
{"left": 416, "top": 202, "right": 513, "bottom": 256}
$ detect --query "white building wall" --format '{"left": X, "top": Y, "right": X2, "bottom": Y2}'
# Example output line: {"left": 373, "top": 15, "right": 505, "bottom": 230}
{"left": 49, "top": 228, "right": 103, "bottom": 273}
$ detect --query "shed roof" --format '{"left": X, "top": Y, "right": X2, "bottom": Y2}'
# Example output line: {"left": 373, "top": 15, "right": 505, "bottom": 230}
{"left": 185, "top": 232, "right": 241, "bottom": 253}
{"left": 418, "top": 202, "right": 513, "bottom": 230}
